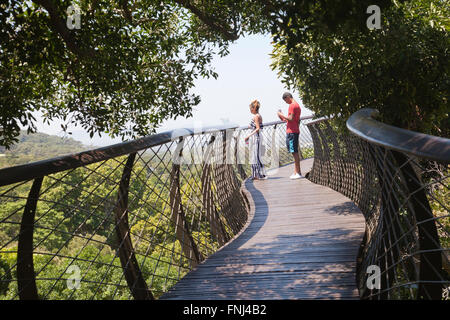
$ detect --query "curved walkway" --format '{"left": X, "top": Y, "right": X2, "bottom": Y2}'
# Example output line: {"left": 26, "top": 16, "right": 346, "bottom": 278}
{"left": 161, "top": 159, "right": 366, "bottom": 299}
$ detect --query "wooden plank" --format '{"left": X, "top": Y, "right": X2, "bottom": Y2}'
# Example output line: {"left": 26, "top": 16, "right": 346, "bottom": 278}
{"left": 161, "top": 159, "right": 366, "bottom": 300}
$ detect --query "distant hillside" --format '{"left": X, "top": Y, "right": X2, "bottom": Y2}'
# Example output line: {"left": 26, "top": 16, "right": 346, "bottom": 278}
{"left": 0, "top": 131, "right": 92, "bottom": 169}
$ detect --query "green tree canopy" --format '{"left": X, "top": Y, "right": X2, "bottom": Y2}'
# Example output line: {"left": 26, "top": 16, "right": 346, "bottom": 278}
{"left": 269, "top": 0, "right": 449, "bottom": 136}
{"left": 1, "top": 0, "right": 448, "bottom": 149}
{"left": 0, "top": 0, "right": 268, "bottom": 148}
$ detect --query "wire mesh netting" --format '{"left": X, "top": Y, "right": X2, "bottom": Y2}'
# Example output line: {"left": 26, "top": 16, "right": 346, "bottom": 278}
{"left": 307, "top": 119, "right": 449, "bottom": 300}
{"left": 0, "top": 118, "right": 313, "bottom": 300}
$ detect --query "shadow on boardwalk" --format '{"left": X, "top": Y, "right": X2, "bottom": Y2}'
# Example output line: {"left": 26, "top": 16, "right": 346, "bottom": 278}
{"left": 324, "top": 201, "right": 363, "bottom": 216}
{"left": 161, "top": 160, "right": 366, "bottom": 300}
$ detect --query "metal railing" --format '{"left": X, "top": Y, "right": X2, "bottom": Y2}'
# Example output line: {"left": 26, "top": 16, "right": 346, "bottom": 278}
{"left": 306, "top": 109, "right": 449, "bottom": 299}
{"left": 0, "top": 116, "right": 314, "bottom": 300}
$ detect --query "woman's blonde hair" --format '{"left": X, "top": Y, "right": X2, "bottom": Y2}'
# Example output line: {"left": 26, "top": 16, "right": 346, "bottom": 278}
{"left": 250, "top": 100, "right": 260, "bottom": 112}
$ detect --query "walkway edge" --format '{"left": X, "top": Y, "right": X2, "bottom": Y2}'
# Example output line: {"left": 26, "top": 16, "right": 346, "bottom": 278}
{"left": 182, "top": 178, "right": 257, "bottom": 274}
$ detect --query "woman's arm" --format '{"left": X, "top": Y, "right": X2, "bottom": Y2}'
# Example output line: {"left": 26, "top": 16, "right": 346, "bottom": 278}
{"left": 245, "top": 115, "right": 261, "bottom": 141}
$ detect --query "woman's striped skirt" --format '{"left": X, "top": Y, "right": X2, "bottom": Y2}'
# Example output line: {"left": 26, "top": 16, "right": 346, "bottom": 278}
{"left": 250, "top": 132, "right": 266, "bottom": 179}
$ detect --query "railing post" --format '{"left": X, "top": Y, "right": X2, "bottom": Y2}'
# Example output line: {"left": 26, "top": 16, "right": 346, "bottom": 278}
{"left": 314, "top": 124, "right": 332, "bottom": 187}
{"left": 114, "top": 152, "right": 154, "bottom": 300}
{"left": 364, "top": 145, "right": 401, "bottom": 300}
{"left": 234, "top": 131, "right": 246, "bottom": 180}
{"left": 218, "top": 131, "right": 234, "bottom": 231}
{"left": 219, "top": 130, "right": 246, "bottom": 234}
{"left": 307, "top": 123, "right": 325, "bottom": 185}
{"left": 17, "top": 177, "right": 43, "bottom": 300}
{"left": 271, "top": 124, "right": 280, "bottom": 168}
{"left": 170, "top": 137, "right": 203, "bottom": 269}
{"left": 324, "top": 122, "right": 344, "bottom": 193}
{"left": 392, "top": 151, "right": 443, "bottom": 300}
{"left": 201, "top": 135, "right": 228, "bottom": 246}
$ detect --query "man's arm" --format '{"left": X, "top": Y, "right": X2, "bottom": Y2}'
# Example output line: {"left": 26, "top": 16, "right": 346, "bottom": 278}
{"left": 277, "top": 111, "right": 294, "bottom": 122}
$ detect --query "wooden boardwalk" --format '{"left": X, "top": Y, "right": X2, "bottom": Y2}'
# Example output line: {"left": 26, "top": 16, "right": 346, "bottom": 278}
{"left": 161, "top": 159, "right": 366, "bottom": 299}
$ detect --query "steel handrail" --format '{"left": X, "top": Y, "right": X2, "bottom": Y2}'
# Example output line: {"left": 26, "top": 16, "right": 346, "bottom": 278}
{"left": 0, "top": 115, "right": 315, "bottom": 187}
{"left": 346, "top": 108, "right": 450, "bottom": 163}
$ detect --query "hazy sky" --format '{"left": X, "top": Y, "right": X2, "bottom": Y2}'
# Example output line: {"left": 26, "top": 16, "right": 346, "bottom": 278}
{"left": 35, "top": 34, "right": 312, "bottom": 146}
{"left": 159, "top": 33, "right": 312, "bottom": 130}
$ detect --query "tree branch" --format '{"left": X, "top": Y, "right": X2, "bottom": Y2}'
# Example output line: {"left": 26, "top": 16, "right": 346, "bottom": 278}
{"left": 119, "top": 0, "right": 133, "bottom": 24}
{"left": 33, "top": 0, "right": 97, "bottom": 59}
{"left": 260, "top": 0, "right": 279, "bottom": 15}
{"left": 172, "top": 0, "right": 239, "bottom": 41}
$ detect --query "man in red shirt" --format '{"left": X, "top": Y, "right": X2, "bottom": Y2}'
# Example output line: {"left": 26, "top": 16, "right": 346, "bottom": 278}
{"left": 277, "top": 92, "right": 303, "bottom": 179}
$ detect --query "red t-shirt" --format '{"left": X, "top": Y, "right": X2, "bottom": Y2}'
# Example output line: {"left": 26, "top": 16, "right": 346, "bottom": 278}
{"left": 286, "top": 101, "right": 301, "bottom": 133}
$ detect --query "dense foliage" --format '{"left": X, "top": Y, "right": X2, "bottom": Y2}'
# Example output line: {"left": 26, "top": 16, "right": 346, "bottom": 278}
{"left": 0, "top": 0, "right": 237, "bottom": 148}
{"left": 1, "top": 1, "right": 448, "bottom": 150}
{"left": 269, "top": 0, "right": 449, "bottom": 136}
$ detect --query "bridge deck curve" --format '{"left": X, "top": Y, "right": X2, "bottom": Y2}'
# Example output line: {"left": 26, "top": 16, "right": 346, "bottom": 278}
{"left": 162, "top": 159, "right": 366, "bottom": 299}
